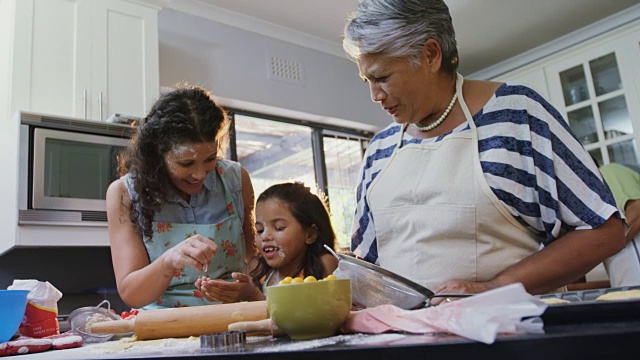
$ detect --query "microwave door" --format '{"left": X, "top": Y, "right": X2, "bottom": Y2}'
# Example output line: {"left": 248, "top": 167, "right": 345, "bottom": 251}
{"left": 32, "top": 128, "right": 130, "bottom": 212}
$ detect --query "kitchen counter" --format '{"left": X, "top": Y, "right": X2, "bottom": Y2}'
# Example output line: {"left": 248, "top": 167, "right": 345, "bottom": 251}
{"left": 12, "top": 288, "right": 640, "bottom": 360}
{"left": 12, "top": 316, "right": 640, "bottom": 360}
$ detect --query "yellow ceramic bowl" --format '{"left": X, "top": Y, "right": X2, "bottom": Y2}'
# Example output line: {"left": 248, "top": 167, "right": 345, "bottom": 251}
{"left": 266, "top": 279, "right": 351, "bottom": 340}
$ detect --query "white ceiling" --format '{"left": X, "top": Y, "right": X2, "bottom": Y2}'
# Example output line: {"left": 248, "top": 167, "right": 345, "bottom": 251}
{"left": 180, "top": 0, "right": 640, "bottom": 75}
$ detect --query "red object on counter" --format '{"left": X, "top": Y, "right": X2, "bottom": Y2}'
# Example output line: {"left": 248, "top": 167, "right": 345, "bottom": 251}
{"left": 0, "top": 332, "right": 82, "bottom": 357}
{"left": 19, "top": 302, "right": 59, "bottom": 338}
{"left": 48, "top": 333, "right": 83, "bottom": 350}
{"left": 120, "top": 308, "right": 139, "bottom": 320}
{"left": 0, "top": 338, "right": 51, "bottom": 357}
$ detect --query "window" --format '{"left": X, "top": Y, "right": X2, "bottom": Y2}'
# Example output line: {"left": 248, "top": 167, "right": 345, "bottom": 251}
{"left": 322, "top": 134, "right": 367, "bottom": 251}
{"left": 232, "top": 114, "right": 315, "bottom": 197}
{"left": 228, "top": 110, "right": 372, "bottom": 251}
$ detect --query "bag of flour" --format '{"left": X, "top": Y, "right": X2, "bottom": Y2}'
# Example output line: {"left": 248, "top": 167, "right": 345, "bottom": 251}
{"left": 7, "top": 280, "right": 62, "bottom": 338}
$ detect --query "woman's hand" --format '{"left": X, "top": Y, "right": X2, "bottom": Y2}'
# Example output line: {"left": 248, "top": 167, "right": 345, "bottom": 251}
{"left": 198, "top": 272, "right": 265, "bottom": 303}
{"left": 429, "top": 279, "right": 495, "bottom": 306}
{"left": 160, "top": 234, "right": 218, "bottom": 275}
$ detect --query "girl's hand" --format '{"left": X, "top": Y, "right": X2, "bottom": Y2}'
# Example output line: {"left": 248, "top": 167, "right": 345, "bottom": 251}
{"left": 161, "top": 234, "right": 217, "bottom": 275}
{"left": 195, "top": 276, "right": 208, "bottom": 290}
{"left": 199, "top": 272, "right": 265, "bottom": 303}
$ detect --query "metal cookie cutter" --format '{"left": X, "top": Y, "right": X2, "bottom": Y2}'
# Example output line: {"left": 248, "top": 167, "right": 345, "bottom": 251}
{"left": 200, "top": 331, "right": 246, "bottom": 352}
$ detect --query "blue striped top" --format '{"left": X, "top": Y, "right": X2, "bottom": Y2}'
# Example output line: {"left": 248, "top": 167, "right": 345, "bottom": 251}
{"left": 351, "top": 83, "right": 619, "bottom": 264}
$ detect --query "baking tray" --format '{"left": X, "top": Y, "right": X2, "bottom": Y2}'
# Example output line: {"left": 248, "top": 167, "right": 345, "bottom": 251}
{"left": 537, "top": 285, "right": 640, "bottom": 325}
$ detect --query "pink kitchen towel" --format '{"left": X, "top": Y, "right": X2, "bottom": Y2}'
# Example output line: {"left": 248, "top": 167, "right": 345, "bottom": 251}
{"left": 341, "top": 283, "right": 547, "bottom": 344}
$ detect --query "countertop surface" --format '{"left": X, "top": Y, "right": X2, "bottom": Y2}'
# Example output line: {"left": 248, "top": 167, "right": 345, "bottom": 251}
{"left": 11, "top": 318, "right": 640, "bottom": 360}
{"left": 10, "top": 293, "right": 640, "bottom": 360}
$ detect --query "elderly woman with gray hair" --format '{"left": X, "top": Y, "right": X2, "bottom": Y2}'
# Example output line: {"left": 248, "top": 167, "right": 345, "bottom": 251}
{"left": 345, "top": 0, "right": 625, "bottom": 304}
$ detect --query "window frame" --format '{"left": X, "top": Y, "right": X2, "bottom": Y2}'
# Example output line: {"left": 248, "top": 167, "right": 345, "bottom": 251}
{"left": 226, "top": 108, "right": 373, "bottom": 205}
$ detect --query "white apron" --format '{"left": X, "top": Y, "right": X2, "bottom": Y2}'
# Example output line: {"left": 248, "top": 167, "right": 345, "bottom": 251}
{"left": 367, "top": 74, "right": 542, "bottom": 290}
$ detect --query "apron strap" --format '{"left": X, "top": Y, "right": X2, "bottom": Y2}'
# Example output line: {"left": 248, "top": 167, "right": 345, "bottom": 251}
{"left": 455, "top": 73, "right": 537, "bottom": 235}
{"left": 455, "top": 73, "right": 474, "bottom": 128}
{"left": 216, "top": 162, "right": 240, "bottom": 217}
{"left": 396, "top": 124, "right": 407, "bottom": 148}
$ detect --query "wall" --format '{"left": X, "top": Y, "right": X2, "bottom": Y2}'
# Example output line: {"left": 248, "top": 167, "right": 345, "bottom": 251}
{"left": 0, "top": 0, "right": 19, "bottom": 259}
{"left": 158, "top": 9, "right": 387, "bottom": 132}
{"left": 468, "top": 4, "right": 640, "bottom": 81}
{"left": 0, "top": 0, "right": 13, "bottom": 121}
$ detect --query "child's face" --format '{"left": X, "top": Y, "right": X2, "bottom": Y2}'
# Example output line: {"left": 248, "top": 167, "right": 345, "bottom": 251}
{"left": 163, "top": 141, "right": 217, "bottom": 202}
{"left": 255, "top": 198, "right": 314, "bottom": 274}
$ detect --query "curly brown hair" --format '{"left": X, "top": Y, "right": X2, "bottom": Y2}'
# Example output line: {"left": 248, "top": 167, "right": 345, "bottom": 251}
{"left": 250, "top": 182, "right": 337, "bottom": 288}
{"left": 118, "top": 85, "right": 230, "bottom": 238}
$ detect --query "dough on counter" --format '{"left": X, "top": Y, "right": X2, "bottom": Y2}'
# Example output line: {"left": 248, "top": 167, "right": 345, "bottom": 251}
{"left": 595, "top": 289, "right": 640, "bottom": 301}
{"left": 538, "top": 298, "right": 570, "bottom": 304}
{"left": 90, "top": 335, "right": 198, "bottom": 354}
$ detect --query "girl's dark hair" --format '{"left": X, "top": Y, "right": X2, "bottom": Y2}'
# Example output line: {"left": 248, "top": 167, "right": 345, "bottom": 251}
{"left": 118, "top": 84, "right": 230, "bottom": 238}
{"left": 250, "top": 182, "right": 337, "bottom": 288}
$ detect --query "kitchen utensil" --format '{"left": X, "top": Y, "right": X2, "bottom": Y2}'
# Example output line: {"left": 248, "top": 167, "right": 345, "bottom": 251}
{"left": 200, "top": 330, "right": 246, "bottom": 349}
{"left": 324, "top": 245, "right": 469, "bottom": 309}
{"left": 0, "top": 289, "right": 29, "bottom": 343}
{"left": 265, "top": 279, "right": 351, "bottom": 340}
{"left": 90, "top": 301, "right": 268, "bottom": 340}
{"left": 68, "top": 300, "right": 121, "bottom": 343}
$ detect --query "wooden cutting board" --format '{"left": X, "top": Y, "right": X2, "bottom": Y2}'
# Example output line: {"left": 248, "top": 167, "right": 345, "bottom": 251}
{"left": 91, "top": 301, "right": 268, "bottom": 340}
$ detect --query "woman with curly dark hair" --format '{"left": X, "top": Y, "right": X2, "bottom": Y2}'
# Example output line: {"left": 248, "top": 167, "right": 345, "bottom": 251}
{"left": 106, "top": 85, "right": 257, "bottom": 309}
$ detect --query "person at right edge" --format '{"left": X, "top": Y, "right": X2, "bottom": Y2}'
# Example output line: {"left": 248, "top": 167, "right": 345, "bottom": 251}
{"left": 345, "top": 0, "right": 626, "bottom": 305}
{"left": 598, "top": 163, "right": 640, "bottom": 286}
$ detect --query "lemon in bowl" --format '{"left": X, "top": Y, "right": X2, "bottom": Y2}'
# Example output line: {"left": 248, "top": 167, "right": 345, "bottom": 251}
{"left": 266, "top": 277, "right": 351, "bottom": 340}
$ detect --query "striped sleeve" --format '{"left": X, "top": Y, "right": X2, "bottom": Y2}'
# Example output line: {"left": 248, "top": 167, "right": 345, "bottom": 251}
{"left": 477, "top": 83, "right": 619, "bottom": 245}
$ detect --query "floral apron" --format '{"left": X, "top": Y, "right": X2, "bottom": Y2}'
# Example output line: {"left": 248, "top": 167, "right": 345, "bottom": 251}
{"left": 143, "top": 165, "right": 246, "bottom": 309}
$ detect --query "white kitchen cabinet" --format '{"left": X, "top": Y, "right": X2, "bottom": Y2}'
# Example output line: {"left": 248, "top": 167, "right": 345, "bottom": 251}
{"left": 10, "top": 0, "right": 160, "bottom": 121}
{"left": 544, "top": 27, "right": 640, "bottom": 166}
{"left": 493, "top": 67, "right": 550, "bottom": 101}
{"left": 491, "top": 19, "right": 640, "bottom": 167}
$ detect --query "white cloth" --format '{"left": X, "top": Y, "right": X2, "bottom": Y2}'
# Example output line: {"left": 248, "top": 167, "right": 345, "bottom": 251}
{"left": 342, "top": 283, "right": 547, "bottom": 344}
{"left": 603, "top": 235, "right": 640, "bottom": 287}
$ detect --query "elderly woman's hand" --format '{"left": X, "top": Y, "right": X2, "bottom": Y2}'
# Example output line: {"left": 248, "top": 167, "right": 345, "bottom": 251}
{"left": 429, "top": 279, "right": 496, "bottom": 306}
{"left": 160, "top": 234, "right": 218, "bottom": 276}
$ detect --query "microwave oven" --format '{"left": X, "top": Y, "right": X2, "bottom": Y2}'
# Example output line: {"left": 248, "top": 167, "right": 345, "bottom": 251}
{"left": 18, "top": 112, "right": 135, "bottom": 226}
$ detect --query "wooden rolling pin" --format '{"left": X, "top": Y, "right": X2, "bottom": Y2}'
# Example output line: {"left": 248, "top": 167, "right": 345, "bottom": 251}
{"left": 91, "top": 301, "right": 268, "bottom": 340}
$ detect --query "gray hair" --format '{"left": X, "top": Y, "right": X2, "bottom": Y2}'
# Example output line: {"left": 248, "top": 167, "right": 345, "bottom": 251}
{"left": 343, "top": 0, "right": 458, "bottom": 75}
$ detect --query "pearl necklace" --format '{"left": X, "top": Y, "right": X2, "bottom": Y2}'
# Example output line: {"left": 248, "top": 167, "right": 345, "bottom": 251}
{"left": 412, "top": 93, "right": 458, "bottom": 132}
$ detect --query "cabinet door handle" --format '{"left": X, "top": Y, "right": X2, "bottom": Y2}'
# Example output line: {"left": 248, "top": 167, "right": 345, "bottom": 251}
{"left": 99, "top": 91, "right": 103, "bottom": 121}
{"left": 83, "top": 89, "right": 87, "bottom": 119}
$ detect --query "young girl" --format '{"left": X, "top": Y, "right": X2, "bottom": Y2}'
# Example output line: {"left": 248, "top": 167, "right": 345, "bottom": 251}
{"left": 197, "top": 182, "right": 338, "bottom": 301}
